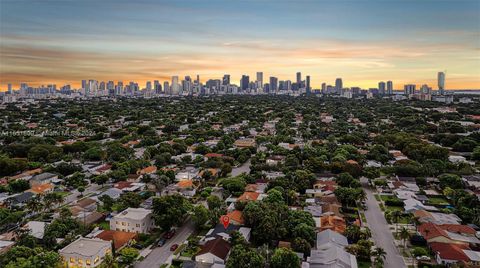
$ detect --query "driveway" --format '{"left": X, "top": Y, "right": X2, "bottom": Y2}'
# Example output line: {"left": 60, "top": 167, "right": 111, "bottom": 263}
{"left": 361, "top": 178, "right": 406, "bottom": 268}
{"left": 135, "top": 220, "right": 196, "bottom": 268}
{"left": 231, "top": 159, "right": 251, "bottom": 177}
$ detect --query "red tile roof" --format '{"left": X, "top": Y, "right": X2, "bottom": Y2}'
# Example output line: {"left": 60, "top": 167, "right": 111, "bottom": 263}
{"left": 96, "top": 230, "right": 137, "bottom": 250}
{"left": 226, "top": 210, "right": 245, "bottom": 225}
{"left": 430, "top": 242, "right": 470, "bottom": 262}
{"left": 439, "top": 224, "right": 476, "bottom": 235}
{"left": 237, "top": 192, "right": 260, "bottom": 202}
{"left": 196, "top": 237, "right": 231, "bottom": 260}
{"left": 115, "top": 181, "right": 133, "bottom": 190}
{"left": 205, "top": 153, "right": 223, "bottom": 158}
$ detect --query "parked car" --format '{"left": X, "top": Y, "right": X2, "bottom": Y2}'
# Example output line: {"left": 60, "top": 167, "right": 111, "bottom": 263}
{"left": 170, "top": 244, "right": 178, "bottom": 251}
{"left": 157, "top": 239, "right": 166, "bottom": 247}
{"left": 163, "top": 229, "right": 176, "bottom": 239}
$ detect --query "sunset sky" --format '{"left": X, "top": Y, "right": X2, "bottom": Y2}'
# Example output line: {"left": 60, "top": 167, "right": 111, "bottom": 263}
{"left": 1, "top": 0, "right": 479, "bottom": 90}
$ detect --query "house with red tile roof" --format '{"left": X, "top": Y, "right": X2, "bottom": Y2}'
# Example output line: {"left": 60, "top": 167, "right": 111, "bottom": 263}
{"left": 430, "top": 243, "right": 469, "bottom": 265}
{"left": 226, "top": 210, "right": 245, "bottom": 225}
{"left": 418, "top": 222, "right": 480, "bottom": 246}
{"left": 137, "top": 166, "right": 157, "bottom": 175}
{"left": 195, "top": 237, "right": 231, "bottom": 267}
{"left": 237, "top": 191, "right": 260, "bottom": 202}
{"left": 95, "top": 230, "right": 137, "bottom": 251}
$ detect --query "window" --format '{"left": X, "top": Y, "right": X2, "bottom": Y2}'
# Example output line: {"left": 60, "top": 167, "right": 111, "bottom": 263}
{"left": 86, "top": 259, "right": 91, "bottom": 265}
{"left": 94, "top": 256, "right": 99, "bottom": 263}
{"left": 70, "top": 257, "right": 75, "bottom": 263}
{"left": 136, "top": 224, "right": 140, "bottom": 227}
{"left": 121, "top": 222, "right": 126, "bottom": 226}
{"left": 78, "top": 258, "right": 83, "bottom": 265}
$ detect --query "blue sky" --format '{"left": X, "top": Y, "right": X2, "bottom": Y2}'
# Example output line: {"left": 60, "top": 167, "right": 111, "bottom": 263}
{"left": 1, "top": 0, "right": 479, "bottom": 89}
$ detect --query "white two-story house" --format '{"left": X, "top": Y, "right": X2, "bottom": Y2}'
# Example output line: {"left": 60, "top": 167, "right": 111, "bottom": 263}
{"left": 110, "top": 208, "right": 155, "bottom": 234}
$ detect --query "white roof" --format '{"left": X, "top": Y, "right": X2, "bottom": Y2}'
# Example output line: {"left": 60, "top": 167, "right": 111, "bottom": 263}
{"left": 463, "top": 250, "right": 480, "bottom": 262}
{"left": 59, "top": 237, "right": 111, "bottom": 257}
{"left": 404, "top": 198, "right": 438, "bottom": 213}
{"left": 316, "top": 229, "right": 348, "bottom": 249}
{"left": 308, "top": 244, "right": 358, "bottom": 268}
{"left": 0, "top": 240, "right": 15, "bottom": 249}
{"left": 114, "top": 207, "right": 152, "bottom": 220}
{"left": 24, "top": 221, "right": 47, "bottom": 239}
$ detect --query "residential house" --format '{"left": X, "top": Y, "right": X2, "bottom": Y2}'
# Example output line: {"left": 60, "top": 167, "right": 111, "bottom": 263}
{"left": 137, "top": 166, "right": 157, "bottom": 175}
{"left": 29, "top": 172, "right": 58, "bottom": 186}
{"left": 110, "top": 208, "right": 155, "bottom": 234}
{"left": 308, "top": 244, "right": 358, "bottom": 268}
{"left": 195, "top": 237, "right": 231, "bottom": 268}
{"left": 418, "top": 223, "right": 480, "bottom": 246}
{"left": 98, "top": 188, "right": 123, "bottom": 201}
{"left": 430, "top": 242, "right": 480, "bottom": 266}
{"left": 413, "top": 210, "right": 461, "bottom": 225}
{"left": 7, "top": 192, "right": 35, "bottom": 208}
{"left": 316, "top": 229, "right": 349, "bottom": 249}
{"left": 23, "top": 221, "right": 47, "bottom": 239}
{"left": 404, "top": 198, "right": 438, "bottom": 213}
{"left": 234, "top": 138, "right": 256, "bottom": 148}
{"left": 59, "top": 237, "right": 112, "bottom": 268}
{"left": 0, "top": 240, "right": 15, "bottom": 254}
{"left": 76, "top": 198, "right": 97, "bottom": 212}
{"left": 319, "top": 215, "right": 346, "bottom": 234}
{"left": 226, "top": 210, "right": 245, "bottom": 225}
{"left": 95, "top": 230, "right": 137, "bottom": 251}
{"left": 27, "top": 183, "right": 54, "bottom": 195}
{"left": 266, "top": 155, "right": 285, "bottom": 166}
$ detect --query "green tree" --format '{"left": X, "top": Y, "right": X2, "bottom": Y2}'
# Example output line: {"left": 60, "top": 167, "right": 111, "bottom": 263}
{"left": 372, "top": 247, "right": 387, "bottom": 268}
{"left": 292, "top": 237, "right": 311, "bottom": 256}
{"left": 226, "top": 244, "right": 265, "bottom": 268}
{"left": 192, "top": 205, "right": 210, "bottom": 228}
{"left": 399, "top": 227, "right": 410, "bottom": 248}
{"left": 270, "top": 248, "right": 300, "bottom": 268}
{"left": 152, "top": 194, "right": 191, "bottom": 230}
{"left": 119, "top": 247, "right": 139, "bottom": 265}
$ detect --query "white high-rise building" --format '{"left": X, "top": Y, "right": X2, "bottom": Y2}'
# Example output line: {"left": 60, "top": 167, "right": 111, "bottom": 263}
{"left": 256, "top": 72, "right": 263, "bottom": 89}
{"left": 438, "top": 72, "right": 445, "bottom": 95}
{"left": 171, "top": 76, "right": 179, "bottom": 95}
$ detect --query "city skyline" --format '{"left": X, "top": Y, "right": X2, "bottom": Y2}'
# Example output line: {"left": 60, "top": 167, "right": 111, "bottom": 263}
{"left": 1, "top": 0, "right": 479, "bottom": 90}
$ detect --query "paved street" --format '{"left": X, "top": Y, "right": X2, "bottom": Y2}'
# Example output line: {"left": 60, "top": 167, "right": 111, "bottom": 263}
{"left": 135, "top": 220, "right": 195, "bottom": 268}
{"left": 361, "top": 178, "right": 406, "bottom": 268}
{"left": 231, "top": 159, "right": 251, "bottom": 177}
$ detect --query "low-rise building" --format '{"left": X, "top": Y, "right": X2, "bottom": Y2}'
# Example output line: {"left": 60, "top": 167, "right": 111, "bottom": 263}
{"left": 110, "top": 208, "right": 154, "bottom": 234}
{"left": 59, "top": 237, "right": 112, "bottom": 268}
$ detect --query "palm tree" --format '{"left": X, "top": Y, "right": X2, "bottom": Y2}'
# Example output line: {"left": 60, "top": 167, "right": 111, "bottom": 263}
{"left": 361, "top": 227, "right": 372, "bottom": 240}
{"left": 391, "top": 210, "right": 402, "bottom": 234}
{"left": 100, "top": 253, "right": 118, "bottom": 268}
{"left": 26, "top": 196, "right": 44, "bottom": 214}
{"left": 399, "top": 227, "right": 410, "bottom": 248}
{"left": 373, "top": 247, "right": 387, "bottom": 268}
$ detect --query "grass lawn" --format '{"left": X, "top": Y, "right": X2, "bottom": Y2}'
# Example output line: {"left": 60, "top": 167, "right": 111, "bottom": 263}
{"left": 358, "top": 260, "right": 372, "bottom": 268}
{"left": 98, "top": 221, "right": 110, "bottom": 230}
{"left": 380, "top": 195, "right": 392, "bottom": 201}
{"left": 57, "top": 191, "right": 71, "bottom": 198}
{"left": 360, "top": 212, "right": 367, "bottom": 223}
{"left": 374, "top": 194, "right": 380, "bottom": 201}
{"left": 385, "top": 206, "right": 404, "bottom": 212}
{"left": 428, "top": 197, "right": 450, "bottom": 206}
